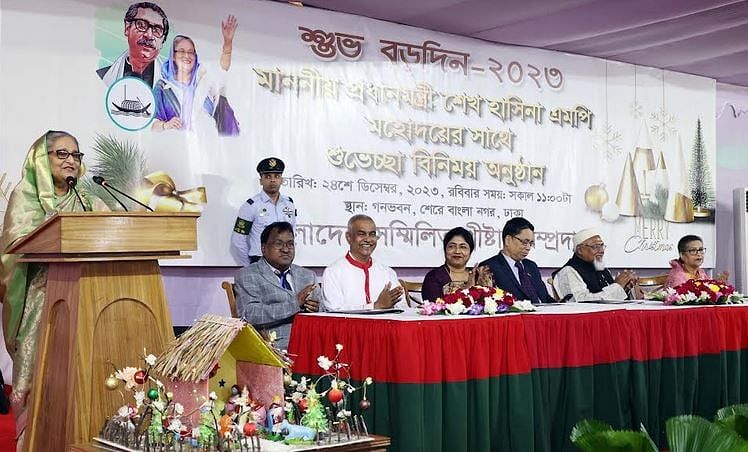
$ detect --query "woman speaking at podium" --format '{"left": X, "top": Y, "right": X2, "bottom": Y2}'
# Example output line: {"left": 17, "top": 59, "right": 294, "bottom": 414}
{"left": 0, "top": 131, "right": 106, "bottom": 442}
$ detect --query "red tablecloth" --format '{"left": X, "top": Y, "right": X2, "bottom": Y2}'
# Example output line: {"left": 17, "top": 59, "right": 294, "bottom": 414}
{"left": 287, "top": 305, "right": 748, "bottom": 452}
{"left": 289, "top": 305, "right": 748, "bottom": 381}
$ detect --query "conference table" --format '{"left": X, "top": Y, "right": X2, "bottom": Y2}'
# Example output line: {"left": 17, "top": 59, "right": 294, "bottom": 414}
{"left": 288, "top": 302, "right": 748, "bottom": 452}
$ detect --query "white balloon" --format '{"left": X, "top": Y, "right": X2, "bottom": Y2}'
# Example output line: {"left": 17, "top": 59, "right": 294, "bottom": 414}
{"left": 601, "top": 201, "right": 620, "bottom": 222}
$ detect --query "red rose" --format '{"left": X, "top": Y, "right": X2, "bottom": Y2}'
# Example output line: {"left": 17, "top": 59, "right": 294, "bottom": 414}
{"left": 502, "top": 294, "right": 515, "bottom": 306}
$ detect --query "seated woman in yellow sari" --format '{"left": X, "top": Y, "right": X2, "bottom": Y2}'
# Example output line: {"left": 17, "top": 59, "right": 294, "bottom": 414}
{"left": 0, "top": 131, "right": 106, "bottom": 440}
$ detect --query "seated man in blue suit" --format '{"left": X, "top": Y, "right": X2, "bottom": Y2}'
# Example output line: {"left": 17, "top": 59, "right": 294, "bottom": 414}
{"left": 234, "top": 221, "right": 320, "bottom": 349}
{"left": 480, "top": 217, "right": 554, "bottom": 303}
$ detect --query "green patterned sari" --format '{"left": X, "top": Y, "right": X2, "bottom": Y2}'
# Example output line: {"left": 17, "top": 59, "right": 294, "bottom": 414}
{"left": 0, "top": 132, "right": 102, "bottom": 436}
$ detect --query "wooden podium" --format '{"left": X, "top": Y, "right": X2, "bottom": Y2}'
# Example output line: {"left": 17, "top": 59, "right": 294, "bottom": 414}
{"left": 6, "top": 212, "right": 199, "bottom": 451}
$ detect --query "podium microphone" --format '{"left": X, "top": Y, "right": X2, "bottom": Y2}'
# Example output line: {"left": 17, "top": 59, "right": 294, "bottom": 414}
{"left": 65, "top": 176, "right": 88, "bottom": 212}
{"left": 92, "top": 175, "right": 129, "bottom": 211}
{"left": 92, "top": 176, "right": 154, "bottom": 212}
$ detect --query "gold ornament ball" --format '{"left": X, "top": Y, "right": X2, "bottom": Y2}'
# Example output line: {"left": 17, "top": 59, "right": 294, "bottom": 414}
{"left": 283, "top": 374, "right": 293, "bottom": 386}
{"left": 105, "top": 375, "right": 119, "bottom": 391}
{"left": 584, "top": 184, "right": 609, "bottom": 212}
{"left": 166, "top": 391, "right": 174, "bottom": 399}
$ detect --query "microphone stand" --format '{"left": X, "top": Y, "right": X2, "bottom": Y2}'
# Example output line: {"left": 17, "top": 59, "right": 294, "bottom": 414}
{"left": 104, "top": 182, "right": 154, "bottom": 212}
{"left": 93, "top": 176, "right": 154, "bottom": 212}
{"left": 66, "top": 177, "right": 88, "bottom": 212}
{"left": 101, "top": 185, "right": 129, "bottom": 211}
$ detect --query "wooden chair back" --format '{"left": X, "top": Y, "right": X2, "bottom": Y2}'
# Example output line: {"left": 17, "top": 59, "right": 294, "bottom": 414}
{"left": 547, "top": 277, "right": 561, "bottom": 301}
{"left": 638, "top": 274, "right": 669, "bottom": 293}
{"left": 399, "top": 279, "right": 424, "bottom": 307}
{"left": 221, "top": 281, "right": 239, "bottom": 318}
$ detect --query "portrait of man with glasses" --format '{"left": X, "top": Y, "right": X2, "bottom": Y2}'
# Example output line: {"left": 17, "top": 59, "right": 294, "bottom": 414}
{"left": 97, "top": 2, "right": 170, "bottom": 87}
{"left": 480, "top": 217, "right": 555, "bottom": 304}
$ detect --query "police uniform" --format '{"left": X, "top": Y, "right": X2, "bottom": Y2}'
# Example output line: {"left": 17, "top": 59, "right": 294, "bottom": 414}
{"left": 231, "top": 158, "right": 297, "bottom": 266}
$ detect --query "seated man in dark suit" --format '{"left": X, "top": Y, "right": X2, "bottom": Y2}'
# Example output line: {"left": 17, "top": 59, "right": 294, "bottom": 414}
{"left": 480, "top": 217, "right": 554, "bottom": 303}
{"left": 234, "top": 221, "right": 320, "bottom": 349}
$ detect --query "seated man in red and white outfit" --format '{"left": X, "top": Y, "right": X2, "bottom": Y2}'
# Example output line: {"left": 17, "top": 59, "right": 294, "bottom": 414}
{"left": 322, "top": 214, "right": 405, "bottom": 311}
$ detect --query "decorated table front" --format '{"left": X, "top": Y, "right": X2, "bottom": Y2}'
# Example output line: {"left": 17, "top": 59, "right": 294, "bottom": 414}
{"left": 288, "top": 303, "right": 748, "bottom": 452}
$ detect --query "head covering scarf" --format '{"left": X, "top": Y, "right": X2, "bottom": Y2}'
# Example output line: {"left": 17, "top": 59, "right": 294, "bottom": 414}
{"left": 0, "top": 131, "right": 89, "bottom": 354}
{"left": 158, "top": 36, "right": 213, "bottom": 130}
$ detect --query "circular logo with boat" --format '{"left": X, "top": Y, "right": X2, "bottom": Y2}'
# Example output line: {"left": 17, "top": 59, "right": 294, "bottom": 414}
{"left": 105, "top": 77, "right": 155, "bottom": 131}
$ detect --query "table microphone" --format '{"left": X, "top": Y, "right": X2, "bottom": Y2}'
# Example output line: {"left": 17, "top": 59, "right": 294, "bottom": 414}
{"left": 92, "top": 176, "right": 154, "bottom": 212}
{"left": 65, "top": 176, "right": 88, "bottom": 211}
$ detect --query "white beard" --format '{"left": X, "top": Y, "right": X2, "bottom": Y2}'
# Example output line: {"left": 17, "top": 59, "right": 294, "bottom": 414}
{"left": 593, "top": 257, "right": 606, "bottom": 272}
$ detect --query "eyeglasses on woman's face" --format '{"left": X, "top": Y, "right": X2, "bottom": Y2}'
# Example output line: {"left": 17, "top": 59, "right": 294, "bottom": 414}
{"left": 683, "top": 247, "right": 706, "bottom": 256}
{"left": 48, "top": 149, "right": 84, "bottom": 163}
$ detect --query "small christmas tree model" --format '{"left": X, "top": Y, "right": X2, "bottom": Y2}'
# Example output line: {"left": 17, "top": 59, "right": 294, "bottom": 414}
{"left": 300, "top": 389, "right": 328, "bottom": 433}
{"left": 688, "top": 118, "right": 714, "bottom": 211}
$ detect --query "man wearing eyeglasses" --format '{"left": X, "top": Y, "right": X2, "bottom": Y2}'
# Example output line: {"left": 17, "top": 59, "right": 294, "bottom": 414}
{"left": 97, "top": 2, "right": 169, "bottom": 87}
{"left": 480, "top": 217, "right": 554, "bottom": 303}
{"left": 234, "top": 222, "right": 319, "bottom": 350}
{"left": 552, "top": 227, "right": 637, "bottom": 302}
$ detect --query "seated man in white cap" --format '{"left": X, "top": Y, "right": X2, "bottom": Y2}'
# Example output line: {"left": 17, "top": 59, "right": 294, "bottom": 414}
{"left": 552, "top": 228, "right": 638, "bottom": 302}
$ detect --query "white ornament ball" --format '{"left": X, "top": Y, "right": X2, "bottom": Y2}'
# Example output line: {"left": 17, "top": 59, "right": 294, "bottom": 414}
{"left": 584, "top": 184, "right": 609, "bottom": 212}
{"left": 601, "top": 201, "right": 620, "bottom": 222}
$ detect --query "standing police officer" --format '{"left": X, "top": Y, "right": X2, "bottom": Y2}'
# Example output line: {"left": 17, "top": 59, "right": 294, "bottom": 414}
{"left": 231, "top": 157, "right": 297, "bottom": 266}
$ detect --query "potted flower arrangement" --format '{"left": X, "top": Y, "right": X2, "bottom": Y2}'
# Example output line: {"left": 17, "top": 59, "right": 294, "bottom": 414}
{"left": 645, "top": 279, "right": 744, "bottom": 305}
{"left": 418, "top": 285, "right": 536, "bottom": 316}
{"left": 283, "top": 343, "right": 373, "bottom": 441}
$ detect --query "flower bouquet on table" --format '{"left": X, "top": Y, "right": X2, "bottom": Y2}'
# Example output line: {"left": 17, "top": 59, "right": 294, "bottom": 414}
{"left": 418, "top": 285, "right": 536, "bottom": 316}
{"left": 645, "top": 279, "right": 744, "bottom": 305}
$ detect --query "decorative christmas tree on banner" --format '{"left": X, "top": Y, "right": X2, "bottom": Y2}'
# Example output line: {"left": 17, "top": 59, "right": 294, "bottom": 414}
{"left": 688, "top": 118, "right": 714, "bottom": 211}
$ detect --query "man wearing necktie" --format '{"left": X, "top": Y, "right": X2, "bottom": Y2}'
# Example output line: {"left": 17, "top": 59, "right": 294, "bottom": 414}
{"left": 234, "top": 222, "right": 319, "bottom": 349}
{"left": 480, "top": 217, "right": 554, "bottom": 303}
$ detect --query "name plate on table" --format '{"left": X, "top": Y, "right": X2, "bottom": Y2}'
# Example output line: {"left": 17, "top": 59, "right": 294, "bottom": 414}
{"left": 327, "top": 308, "right": 404, "bottom": 315}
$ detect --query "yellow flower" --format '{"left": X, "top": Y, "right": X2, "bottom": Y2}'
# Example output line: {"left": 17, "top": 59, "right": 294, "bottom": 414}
{"left": 707, "top": 284, "right": 720, "bottom": 293}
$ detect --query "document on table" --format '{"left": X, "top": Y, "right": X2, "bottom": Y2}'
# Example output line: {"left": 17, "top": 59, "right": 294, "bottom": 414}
{"left": 326, "top": 308, "right": 404, "bottom": 315}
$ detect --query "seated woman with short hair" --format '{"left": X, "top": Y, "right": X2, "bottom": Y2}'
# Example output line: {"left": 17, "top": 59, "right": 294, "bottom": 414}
{"left": 422, "top": 227, "right": 491, "bottom": 302}
{"left": 665, "top": 235, "right": 710, "bottom": 288}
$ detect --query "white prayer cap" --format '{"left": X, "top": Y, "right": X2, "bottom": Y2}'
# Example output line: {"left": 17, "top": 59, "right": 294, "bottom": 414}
{"left": 573, "top": 228, "right": 602, "bottom": 248}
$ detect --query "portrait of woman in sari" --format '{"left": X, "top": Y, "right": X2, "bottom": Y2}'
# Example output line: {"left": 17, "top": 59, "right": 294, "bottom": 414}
{"left": 0, "top": 131, "right": 106, "bottom": 441}
{"left": 152, "top": 14, "right": 240, "bottom": 136}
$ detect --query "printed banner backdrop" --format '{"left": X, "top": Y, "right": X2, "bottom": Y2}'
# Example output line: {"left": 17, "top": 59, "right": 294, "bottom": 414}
{"left": 0, "top": 0, "right": 716, "bottom": 268}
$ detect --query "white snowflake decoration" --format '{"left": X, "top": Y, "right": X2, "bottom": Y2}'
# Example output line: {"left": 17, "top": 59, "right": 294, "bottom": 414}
{"left": 593, "top": 124, "right": 623, "bottom": 160}
{"left": 649, "top": 107, "right": 676, "bottom": 142}
{"left": 629, "top": 102, "right": 644, "bottom": 119}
